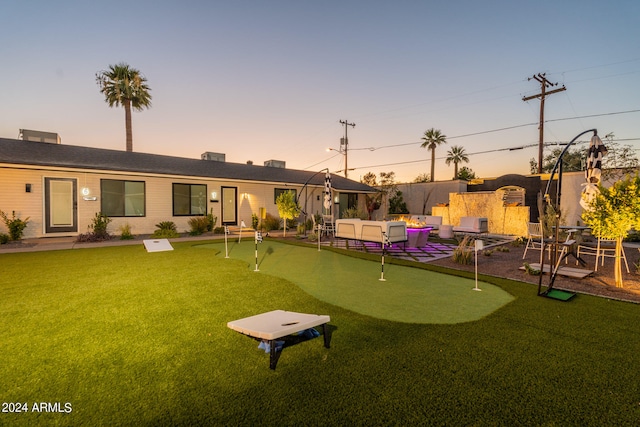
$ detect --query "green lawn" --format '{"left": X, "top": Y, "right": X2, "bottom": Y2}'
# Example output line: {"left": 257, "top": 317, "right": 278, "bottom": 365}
{"left": 1, "top": 240, "right": 639, "bottom": 426}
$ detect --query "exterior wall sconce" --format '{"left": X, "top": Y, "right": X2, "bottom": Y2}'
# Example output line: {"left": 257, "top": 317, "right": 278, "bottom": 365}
{"left": 25, "top": 184, "right": 32, "bottom": 193}
{"left": 210, "top": 191, "right": 219, "bottom": 202}
{"left": 81, "top": 187, "right": 97, "bottom": 201}
{"left": 334, "top": 195, "right": 339, "bottom": 204}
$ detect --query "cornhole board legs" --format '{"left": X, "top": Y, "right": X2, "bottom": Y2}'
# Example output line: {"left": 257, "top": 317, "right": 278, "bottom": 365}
{"left": 227, "top": 310, "right": 330, "bottom": 369}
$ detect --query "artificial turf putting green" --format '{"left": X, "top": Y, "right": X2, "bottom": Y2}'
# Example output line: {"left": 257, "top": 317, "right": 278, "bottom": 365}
{"left": 195, "top": 240, "right": 514, "bottom": 323}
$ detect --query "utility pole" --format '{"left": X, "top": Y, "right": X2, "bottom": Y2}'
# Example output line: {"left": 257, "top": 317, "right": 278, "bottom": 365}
{"left": 522, "top": 73, "right": 566, "bottom": 174}
{"left": 339, "top": 119, "right": 355, "bottom": 178}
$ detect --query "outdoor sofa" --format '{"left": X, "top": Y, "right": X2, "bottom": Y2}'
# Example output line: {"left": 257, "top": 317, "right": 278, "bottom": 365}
{"left": 335, "top": 219, "right": 407, "bottom": 245}
{"left": 409, "top": 215, "right": 442, "bottom": 230}
{"left": 452, "top": 217, "right": 488, "bottom": 234}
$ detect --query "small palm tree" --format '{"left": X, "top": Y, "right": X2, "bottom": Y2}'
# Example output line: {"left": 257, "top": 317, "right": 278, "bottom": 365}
{"left": 96, "top": 63, "right": 152, "bottom": 152}
{"left": 445, "top": 145, "right": 470, "bottom": 179}
{"left": 420, "top": 128, "right": 447, "bottom": 182}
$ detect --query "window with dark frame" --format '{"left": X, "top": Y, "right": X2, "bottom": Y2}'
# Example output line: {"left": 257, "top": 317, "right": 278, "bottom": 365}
{"left": 274, "top": 188, "right": 297, "bottom": 204}
{"left": 173, "top": 183, "right": 207, "bottom": 216}
{"left": 347, "top": 193, "right": 358, "bottom": 210}
{"left": 100, "top": 179, "right": 146, "bottom": 217}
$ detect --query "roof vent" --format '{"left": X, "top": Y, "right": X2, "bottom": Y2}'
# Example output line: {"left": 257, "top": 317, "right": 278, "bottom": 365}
{"left": 201, "top": 152, "right": 225, "bottom": 162}
{"left": 19, "top": 129, "right": 61, "bottom": 144}
{"left": 264, "top": 159, "right": 285, "bottom": 168}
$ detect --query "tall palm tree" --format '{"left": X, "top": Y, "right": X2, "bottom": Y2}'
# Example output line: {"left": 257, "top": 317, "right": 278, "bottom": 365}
{"left": 445, "top": 145, "right": 470, "bottom": 179}
{"left": 420, "top": 128, "right": 447, "bottom": 182}
{"left": 96, "top": 63, "right": 152, "bottom": 152}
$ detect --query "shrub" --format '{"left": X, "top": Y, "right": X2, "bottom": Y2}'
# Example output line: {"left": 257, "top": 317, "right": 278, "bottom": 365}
{"left": 118, "top": 223, "right": 135, "bottom": 240}
{"left": 388, "top": 190, "right": 409, "bottom": 214}
{"left": 0, "top": 233, "right": 9, "bottom": 244}
{"left": 0, "top": 210, "right": 30, "bottom": 241}
{"left": 207, "top": 209, "right": 217, "bottom": 232}
{"left": 308, "top": 232, "right": 318, "bottom": 242}
{"left": 286, "top": 218, "right": 297, "bottom": 230}
{"left": 296, "top": 223, "right": 306, "bottom": 235}
{"left": 188, "top": 216, "right": 210, "bottom": 236}
{"left": 76, "top": 212, "right": 112, "bottom": 242}
{"left": 92, "top": 212, "right": 111, "bottom": 237}
{"left": 152, "top": 221, "right": 180, "bottom": 238}
{"left": 541, "top": 204, "right": 564, "bottom": 238}
{"left": 511, "top": 237, "right": 525, "bottom": 246}
{"left": 342, "top": 207, "right": 367, "bottom": 219}
{"left": 213, "top": 226, "right": 226, "bottom": 234}
{"left": 452, "top": 235, "right": 473, "bottom": 265}
{"left": 495, "top": 245, "right": 510, "bottom": 252}
{"left": 262, "top": 213, "right": 281, "bottom": 232}
{"left": 251, "top": 213, "right": 259, "bottom": 230}
{"left": 523, "top": 262, "right": 541, "bottom": 276}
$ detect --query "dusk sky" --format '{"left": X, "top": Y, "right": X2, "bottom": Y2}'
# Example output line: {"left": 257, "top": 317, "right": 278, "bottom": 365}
{"left": 2, "top": 0, "right": 639, "bottom": 183}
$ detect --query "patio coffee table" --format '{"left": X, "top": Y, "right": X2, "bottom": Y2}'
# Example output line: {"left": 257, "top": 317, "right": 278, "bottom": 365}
{"left": 227, "top": 310, "right": 331, "bottom": 369}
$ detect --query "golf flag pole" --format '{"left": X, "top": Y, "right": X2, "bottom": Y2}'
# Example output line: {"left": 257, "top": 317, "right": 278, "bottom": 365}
{"left": 254, "top": 230, "right": 263, "bottom": 272}
{"left": 474, "top": 239, "right": 483, "bottom": 291}
{"left": 379, "top": 232, "right": 389, "bottom": 281}
{"left": 239, "top": 220, "right": 246, "bottom": 243}
{"left": 224, "top": 225, "right": 230, "bottom": 258}
{"left": 317, "top": 224, "right": 323, "bottom": 251}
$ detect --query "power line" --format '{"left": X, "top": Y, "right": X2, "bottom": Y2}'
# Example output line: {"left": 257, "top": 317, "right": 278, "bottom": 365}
{"left": 350, "top": 108, "right": 640, "bottom": 153}
{"left": 550, "top": 57, "right": 640, "bottom": 75}
{"left": 346, "top": 121, "right": 540, "bottom": 152}
{"left": 304, "top": 152, "right": 341, "bottom": 170}
{"left": 447, "top": 122, "right": 538, "bottom": 139}
{"left": 311, "top": 109, "right": 640, "bottom": 173}
{"left": 341, "top": 137, "right": 640, "bottom": 173}
{"left": 344, "top": 59, "right": 639, "bottom": 133}
{"left": 546, "top": 109, "right": 640, "bottom": 123}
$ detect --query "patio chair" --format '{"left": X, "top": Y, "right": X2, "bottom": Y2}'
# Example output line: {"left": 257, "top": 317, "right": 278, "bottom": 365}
{"left": 522, "top": 222, "right": 551, "bottom": 260}
{"left": 322, "top": 215, "right": 335, "bottom": 236}
{"left": 576, "top": 238, "right": 630, "bottom": 273}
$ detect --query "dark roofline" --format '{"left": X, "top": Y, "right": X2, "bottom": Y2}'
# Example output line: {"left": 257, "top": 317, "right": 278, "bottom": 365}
{"left": 0, "top": 138, "right": 375, "bottom": 193}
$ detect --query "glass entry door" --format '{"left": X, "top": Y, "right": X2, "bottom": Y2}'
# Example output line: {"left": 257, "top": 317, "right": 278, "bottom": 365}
{"left": 221, "top": 186, "right": 237, "bottom": 225}
{"left": 44, "top": 177, "right": 78, "bottom": 233}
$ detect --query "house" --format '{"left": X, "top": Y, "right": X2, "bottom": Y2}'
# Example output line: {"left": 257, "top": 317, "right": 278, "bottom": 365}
{"left": 0, "top": 137, "right": 374, "bottom": 239}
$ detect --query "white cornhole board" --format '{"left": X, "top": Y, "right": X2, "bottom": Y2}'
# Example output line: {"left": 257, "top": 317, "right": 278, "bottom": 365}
{"left": 143, "top": 239, "right": 174, "bottom": 252}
